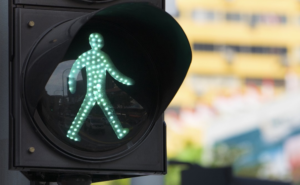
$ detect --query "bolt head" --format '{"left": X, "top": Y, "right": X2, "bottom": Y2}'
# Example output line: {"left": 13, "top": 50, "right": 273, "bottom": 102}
{"left": 28, "top": 21, "right": 35, "bottom": 27}
{"left": 28, "top": 147, "right": 35, "bottom": 153}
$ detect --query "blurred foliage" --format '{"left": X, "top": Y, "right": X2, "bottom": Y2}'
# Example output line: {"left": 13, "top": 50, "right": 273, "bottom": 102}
{"left": 164, "top": 144, "right": 202, "bottom": 185}
{"left": 173, "top": 142, "right": 203, "bottom": 164}
{"left": 165, "top": 123, "right": 203, "bottom": 185}
{"left": 166, "top": 124, "right": 202, "bottom": 159}
{"left": 235, "top": 164, "right": 263, "bottom": 178}
{"left": 165, "top": 165, "right": 187, "bottom": 185}
{"left": 201, "top": 143, "right": 247, "bottom": 167}
{"left": 92, "top": 178, "right": 130, "bottom": 185}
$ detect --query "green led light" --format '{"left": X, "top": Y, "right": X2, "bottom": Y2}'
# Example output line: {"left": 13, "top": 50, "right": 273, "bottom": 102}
{"left": 67, "top": 32, "right": 134, "bottom": 141}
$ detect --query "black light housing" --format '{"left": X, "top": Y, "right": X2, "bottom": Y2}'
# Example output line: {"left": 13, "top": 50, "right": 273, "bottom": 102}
{"left": 9, "top": 2, "right": 191, "bottom": 182}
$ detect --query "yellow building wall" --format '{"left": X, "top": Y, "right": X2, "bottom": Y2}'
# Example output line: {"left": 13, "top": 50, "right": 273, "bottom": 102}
{"left": 175, "top": 0, "right": 300, "bottom": 79}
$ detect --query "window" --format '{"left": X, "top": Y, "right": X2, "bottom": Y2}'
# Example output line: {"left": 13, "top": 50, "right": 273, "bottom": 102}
{"left": 251, "top": 14, "right": 287, "bottom": 26}
{"left": 194, "top": 43, "right": 215, "bottom": 51}
{"left": 226, "top": 12, "right": 242, "bottom": 22}
{"left": 192, "top": 9, "right": 219, "bottom": 23}
{"left": 193, "top": 43, "right": 287, "bottom": 55}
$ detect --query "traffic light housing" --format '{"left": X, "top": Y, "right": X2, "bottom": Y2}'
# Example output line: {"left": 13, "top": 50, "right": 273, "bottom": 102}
{"left": 9, "top": 0, "right": 191, "bottom": 183}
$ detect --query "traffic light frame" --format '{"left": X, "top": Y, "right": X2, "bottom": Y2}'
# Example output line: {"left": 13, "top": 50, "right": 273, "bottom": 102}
{"left": 8, "top": 0, "right": 191, "bottom": 183}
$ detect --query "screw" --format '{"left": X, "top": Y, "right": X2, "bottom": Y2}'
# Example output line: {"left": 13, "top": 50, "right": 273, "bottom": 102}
{"left": 28, "top": 21, "right": 35, "bottom": 27}
{"left": 28, "top": 147, "right": 35, "bottom": 153}
{"left": 52, "top": 39, "right": 58, "bottom": 43}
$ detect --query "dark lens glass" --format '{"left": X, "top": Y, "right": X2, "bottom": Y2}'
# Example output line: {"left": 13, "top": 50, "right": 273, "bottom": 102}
{"left": 37, "top": 60, "right": 148, "bottom": 152}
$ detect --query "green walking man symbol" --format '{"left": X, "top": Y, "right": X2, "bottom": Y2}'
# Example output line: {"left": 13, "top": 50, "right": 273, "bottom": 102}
{"left": 66, "top": 33, "right": 134, "bottom": 141}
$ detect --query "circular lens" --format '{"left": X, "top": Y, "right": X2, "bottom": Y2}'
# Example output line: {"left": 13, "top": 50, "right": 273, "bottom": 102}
{"left": 24, "top": 20, "right": 159, "bottom": 161}
{"left": 37, "top": 61, "right": 149, "bottom": 152}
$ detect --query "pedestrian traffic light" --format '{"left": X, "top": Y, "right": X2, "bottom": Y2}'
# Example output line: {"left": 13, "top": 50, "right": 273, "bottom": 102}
{"left": 9, "top": 0, "right": 191, "bottom": 183}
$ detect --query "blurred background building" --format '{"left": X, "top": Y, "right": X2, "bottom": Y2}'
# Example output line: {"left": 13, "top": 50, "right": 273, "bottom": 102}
{"left": 94, "top": 0, "right": 300, "bottom": 184}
